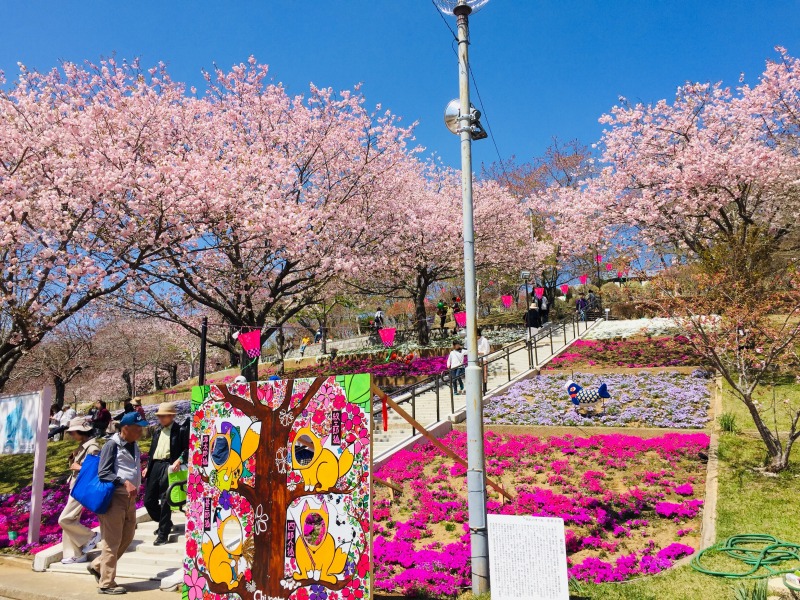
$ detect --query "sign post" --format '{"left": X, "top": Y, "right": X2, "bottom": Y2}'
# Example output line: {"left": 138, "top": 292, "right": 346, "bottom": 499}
{"left": 488, "top": 514, "right": 569, "bottom": 600}
{"left": 28, "top": 386, "right": 53, "bottom": 545}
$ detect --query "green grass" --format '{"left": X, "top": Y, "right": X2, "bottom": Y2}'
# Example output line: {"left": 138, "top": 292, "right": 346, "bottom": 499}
{"left": 0, "top": 437, "right": 152, "bottom": 494}
{"left": 721, "top": 376, "right": 800, "bottom": 434}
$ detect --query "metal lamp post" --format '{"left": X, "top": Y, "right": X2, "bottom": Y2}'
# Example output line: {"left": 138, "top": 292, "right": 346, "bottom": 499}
{"left": 438, "top": 0, "right": 491, "bottom": 594}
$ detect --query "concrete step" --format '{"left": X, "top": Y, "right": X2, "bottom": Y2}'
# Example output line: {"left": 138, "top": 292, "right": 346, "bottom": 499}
{"left": 48, "top": 560, "right": 181, "bottom": 582}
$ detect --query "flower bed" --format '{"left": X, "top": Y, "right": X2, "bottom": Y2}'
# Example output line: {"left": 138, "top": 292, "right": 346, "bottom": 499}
{"left": 544, "top": 337, "right": 706, "bottom": 370}
{"left": 288, "top": 354, "right": 448, "bottom": 379}
{"left": 374, "top": 431, "right": 709, "bottom": 596}
{"left": 585, "top": 318, "right": 683, "bottom": 340}
{"left": 485, "top": 371, "right": 711, "bottom": 428}
{"left": 0, "top": 453, "right": 149, "bottom": 554}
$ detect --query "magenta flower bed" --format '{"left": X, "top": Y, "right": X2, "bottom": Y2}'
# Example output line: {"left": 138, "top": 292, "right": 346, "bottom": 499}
{"left": 0, "top": 453, "right": 149, "bottom": 554}
{"left": 374, "top": 431, "right": 708, "bottom": 596}
{"left": 545, "top": 337, "right": 706, "bottom": 370}
{"left": 290, "top": 355, "right": 447, "bottom": 379}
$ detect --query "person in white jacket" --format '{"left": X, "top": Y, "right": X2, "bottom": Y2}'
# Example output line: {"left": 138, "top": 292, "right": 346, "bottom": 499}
{"left": 447, "top": 341, "right": 465, "bottom": 395}
{"left": 477, "top": 328, "right": 491, "bottom": 386}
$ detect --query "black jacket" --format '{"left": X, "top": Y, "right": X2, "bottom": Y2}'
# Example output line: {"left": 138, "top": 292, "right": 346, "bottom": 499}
{"left": 147, "top": 420, "right": 189, "bottom": 472}
{"left": 524, "top": 308, "right": 542, "bottom": 328}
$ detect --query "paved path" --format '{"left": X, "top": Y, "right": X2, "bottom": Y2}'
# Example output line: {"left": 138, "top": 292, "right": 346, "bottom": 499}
{"left": 374, "top": 320, "right": 598, "bottom": 458}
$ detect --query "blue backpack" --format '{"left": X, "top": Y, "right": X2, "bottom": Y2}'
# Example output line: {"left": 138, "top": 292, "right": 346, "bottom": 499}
{"left": 70, "top": 453, "right": 115, "bottom": 514}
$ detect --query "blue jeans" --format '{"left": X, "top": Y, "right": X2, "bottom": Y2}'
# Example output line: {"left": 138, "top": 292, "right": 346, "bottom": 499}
{"left": 450, "top": 367, "right": 464, "bottom": 394}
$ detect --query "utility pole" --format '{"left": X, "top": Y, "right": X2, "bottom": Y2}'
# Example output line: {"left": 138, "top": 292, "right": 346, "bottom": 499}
{"left": 455, "top": 2, "right": 489, "bottom": 594}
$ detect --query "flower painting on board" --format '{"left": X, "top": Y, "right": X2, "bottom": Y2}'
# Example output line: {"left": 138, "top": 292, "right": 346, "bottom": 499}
{"left": 184, "top": 375, "right": 372, "bottom": 600}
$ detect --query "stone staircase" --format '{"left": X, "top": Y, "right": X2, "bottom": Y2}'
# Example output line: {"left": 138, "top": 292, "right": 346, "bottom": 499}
{"left": 44, "top": 512, "right": 185, "bottom": 587}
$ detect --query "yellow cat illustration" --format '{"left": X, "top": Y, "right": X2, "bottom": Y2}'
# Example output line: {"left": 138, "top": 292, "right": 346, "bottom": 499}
{"left": 294, "top": 501, "right": 348, "bottom": 584}
{"left": 210, "top": 421, "right": 261, "bottom": 491}
{"left": 202, "top": 511, "right": 254, "bottom": 590}
{"left": 291, "top": 427, "right": 354, "bottom": 492}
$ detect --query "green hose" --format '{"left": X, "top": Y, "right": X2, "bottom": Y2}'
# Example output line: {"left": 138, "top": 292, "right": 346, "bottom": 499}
{"left": 691, "top": 534, "right": 800, "bottom": 579}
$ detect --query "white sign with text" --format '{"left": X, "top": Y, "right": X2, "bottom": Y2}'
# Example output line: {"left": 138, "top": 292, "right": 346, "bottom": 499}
{"left": 488, "top": 514, "right": 569, "bottom": 600}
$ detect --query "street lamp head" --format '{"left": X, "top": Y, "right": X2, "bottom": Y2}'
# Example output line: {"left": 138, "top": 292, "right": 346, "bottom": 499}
{"left": 444, "top": 99, "right": 488, "bottom": 140}
{"left": 433, "top": 0, "right": 490, "bottom": 15}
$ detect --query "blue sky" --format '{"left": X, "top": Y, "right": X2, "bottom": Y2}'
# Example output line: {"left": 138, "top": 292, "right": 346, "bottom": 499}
{"left": 2, "top": 1, "right": 799, "bottom": 168}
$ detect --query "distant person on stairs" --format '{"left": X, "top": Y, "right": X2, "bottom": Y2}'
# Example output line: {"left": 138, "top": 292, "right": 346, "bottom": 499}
{"left": 143, "top": 402, "right": 188, "bottom": 546}
{"left": 524, "top": 303, "right": 541, "bottom": 339}
{"left": 58, "top": 418, "right": 101, "bottom": 565}
{"left": 447, "top": 341, "right": 466, "bottom": 395}
{"left": 477, "top": 328, "right": 490, "bottom": 386}
{"left": 89, "top": 411, "right": 147, "bottom": 595}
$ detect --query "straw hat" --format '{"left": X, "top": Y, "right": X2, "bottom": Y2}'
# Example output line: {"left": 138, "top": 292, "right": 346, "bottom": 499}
{"left": 131, "top": 398, "right": 142, "bottom": 406}
{"left": 66, "top": 417, "right": 92, "bottom": 433}
{"left": 155, "top": 402, "right": 178, "bottom": 416}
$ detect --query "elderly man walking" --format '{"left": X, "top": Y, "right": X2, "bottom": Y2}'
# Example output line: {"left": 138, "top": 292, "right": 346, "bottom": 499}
{"left": 88, "top": 412, "right": 147, "bottom": 595}
{"left": 144, "top": 402, "right": 188, "bottom": 546}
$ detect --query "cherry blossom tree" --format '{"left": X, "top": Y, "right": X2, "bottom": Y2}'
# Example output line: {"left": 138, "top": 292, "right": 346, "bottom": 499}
{"left": 358, "top": 162, "right": 535, "bottom": 345}
{"left": 127, "top": 59, "right": 415, "bottom": 381}
{"left": 536, "top": 49, "right": 800, "bottom": 468}
{"left": 0, "top": 59, "right": 205, "bottom": 392}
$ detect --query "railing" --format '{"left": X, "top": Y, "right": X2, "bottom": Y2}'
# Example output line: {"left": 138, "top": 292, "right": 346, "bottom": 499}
{"left": 372, "top": 313, "right": 598, "bottom": 438}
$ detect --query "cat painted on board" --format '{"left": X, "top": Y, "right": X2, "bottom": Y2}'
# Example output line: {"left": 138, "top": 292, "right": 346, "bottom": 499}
{"left": 209, "top": 420, "right": 261, "bottom": 491}
{"left": 294, "top": 501, "right": 348, "bottom": 584}
{"left": 291, "top": 426, "right": 353, "bottom": 492}
{"left": 202, "top": 509, "right": 253, "bottom": 590}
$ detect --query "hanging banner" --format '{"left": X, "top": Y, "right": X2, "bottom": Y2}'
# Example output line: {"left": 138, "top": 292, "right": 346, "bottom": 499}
{"left": 185, "top": 375, "right": 373, "bottom": 600}
{"left": 534, "top": 287, "right": 544, "bottom": 299}
{"left": 453, "top": 311, "right": 467, "bottom": 328}
{"left": 0, "top": 391, "right": 41, "bottom": 455}
{"left": 595, "top": 255, "right": 602, "bottom": 264}
{"left": 606, "top": 263, "right": 613, "bottom": 272}
{"left": 579, "top": 274, "right": 588, "bottom": 286}
{"left": 559, "top": 284, "right": 569, "bottom": 295}
{"left": 501, "top": 295, "right": 513, "bottom": 309}
{"left": 236, "top": 330, "right": 262, "bottom": 359}
{"left": 378, "top": 328, "right": 396, "bottom": 348}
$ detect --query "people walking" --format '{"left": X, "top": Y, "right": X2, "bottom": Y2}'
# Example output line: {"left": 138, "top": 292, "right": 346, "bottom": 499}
{"left": 524, "top": 303, "right": 542, "bottom": 339}
{"left": 299, "top": 336, "right": 310, "bottom": 357}
{"left": 374, "top": 308, "right": 385, "bottom": 331}
{"left": 539, "top": 294, "right": 549, "bottom": 324}
{"left": 91, "top": 401, "right": 112, "bottom": 438}
{"left": 88, "top": 411, "right": 147, "bottom": 595}
{"left": 143, "top": 402, "right": 188, "bottom": 546}
{"left": 477, "top": 328, "right": 491, "bottom": 386}
{"left": 436, "top": 301, "right": 447, "bottom": 330}
{"left": 107, "top": 402, "right": 135, "bottom": 435}
{"left": 576, "top": 293, "right": 588, "bottom": 322}
{"left": 58, "top": 419, "right": 101, "bottom": 564}
{"left": 447, "top": 341, "right": 465, "bottom": 395}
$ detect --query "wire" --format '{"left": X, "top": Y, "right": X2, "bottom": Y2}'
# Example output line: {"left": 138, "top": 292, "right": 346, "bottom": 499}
{"left": 430, "top": 0, "right": 509, "bottom": 182}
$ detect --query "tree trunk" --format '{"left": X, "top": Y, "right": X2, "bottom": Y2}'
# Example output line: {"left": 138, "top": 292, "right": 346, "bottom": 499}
{"left": 240, "top": 349, "right": 259, "bottom": 382}
{"left": 153, "top": 367, "right": 162, "bottom": 391}
{"left": 321, "top": 315, "right": 328, "bottom": 355}
{"left": 53, "top": 376, "right": 66, "bottom": 408}
{"left": 414, "top": 274, "right": 430, "bottom": 346}
{"left": 121, "top": 369, "right": 134, "bottom": 399}
{"left": 741, "top": 393, "right": 785, "bottom": 470}
{"left": 0, "top": 346, "right": 24, "bottom": 394}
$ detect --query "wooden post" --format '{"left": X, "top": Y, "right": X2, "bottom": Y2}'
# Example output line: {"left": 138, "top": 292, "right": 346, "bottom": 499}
{"left": 29, "top": 386, "right": 53, "bottom": 545}
{"left": 371, "top": 384, "right": 513, "bottom": 501}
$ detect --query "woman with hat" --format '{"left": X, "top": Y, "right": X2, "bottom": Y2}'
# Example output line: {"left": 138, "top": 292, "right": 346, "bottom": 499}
{"left": 58, "top": 418, "right": 102, "bottom": 564}
{"left": 143, "top": 402, "right": 188, "bottom": 546}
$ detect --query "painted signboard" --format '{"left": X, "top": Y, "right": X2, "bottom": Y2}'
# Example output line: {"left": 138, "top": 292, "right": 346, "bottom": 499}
{"left": 0, "top": 391, "right": 41, "bottom": 455}
{"left": 185, "top": 375, "right": 372, "bottom": 600}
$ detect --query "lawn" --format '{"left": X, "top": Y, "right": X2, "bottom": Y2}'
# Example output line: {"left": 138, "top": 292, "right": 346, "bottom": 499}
{"left": 718, "top": 374, "right": 800, "bottom": 436}
{"left": 484, "top": 371, "right": 712, "bottom": 429}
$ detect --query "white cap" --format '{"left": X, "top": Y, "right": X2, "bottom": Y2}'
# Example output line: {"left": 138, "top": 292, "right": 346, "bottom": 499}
{"left": 234, "top": 375, "right": 247, "bottom": 384}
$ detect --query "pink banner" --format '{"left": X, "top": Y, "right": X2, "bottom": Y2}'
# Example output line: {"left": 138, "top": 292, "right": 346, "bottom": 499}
{"left": 596, "top": 254, "right": 603, "bottom": 264}
{"left": 237, "top": 329, "right": 262, "bottom": 358}
{"left": 534, "top": 287, "right": 544, "bottom": 299}
{"left": 617, "top": 270, "right": 623, "bottom": 278}
{"left": 560, "top": 284, "right": 569, "bottom": 295}
{"left": 378, "top": 327, "right": 396, "bottom": 348}
{"left": 501, "top": 295, "right": 513, "bottom": 309}
{"left": 579, "top": 274, "right": 588, "bottom": 285}
{"left": 606, "top": 263, "right": 613, "bottom": 271}
{"left": 453, "top": 311, "right": 467, "bottom": 328}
